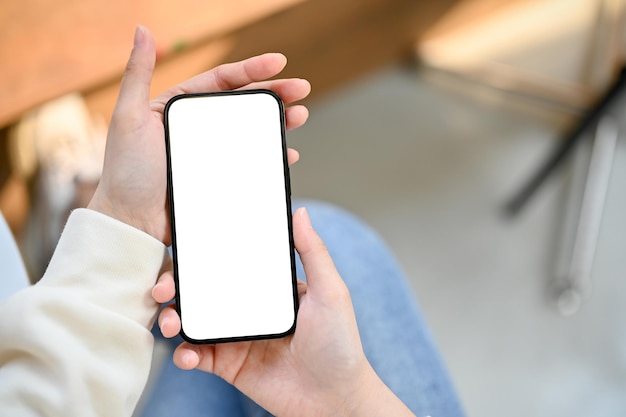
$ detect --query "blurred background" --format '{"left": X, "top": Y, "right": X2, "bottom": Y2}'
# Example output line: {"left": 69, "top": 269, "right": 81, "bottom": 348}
{"left": 1, "top": 0, "right": 626, "bottom": 416}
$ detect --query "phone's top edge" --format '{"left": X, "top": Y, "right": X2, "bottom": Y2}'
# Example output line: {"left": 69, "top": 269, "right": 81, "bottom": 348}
{"left": 164, "top": 89, "right": 284, "bottom": 109}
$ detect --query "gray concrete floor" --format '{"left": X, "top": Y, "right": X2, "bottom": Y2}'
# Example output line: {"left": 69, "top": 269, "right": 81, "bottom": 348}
{"left": 288, "top": 64, "right": 626, "bottom": 417}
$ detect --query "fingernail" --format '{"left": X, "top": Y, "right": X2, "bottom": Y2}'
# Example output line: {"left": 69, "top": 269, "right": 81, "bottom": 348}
{"left": 134, "top": 25, "right": 146, "bottom": 47}
{"left": 299, "top": 207, "right": 312, "bottom": 229}
{"left": 160, "top": 315, "right": 170, "bottom": 329}
{"left": 182, "top": 349, "right": 198, "bottom": 368}
{"left": 151, "top": 283, "right": 160, "bottom": 299}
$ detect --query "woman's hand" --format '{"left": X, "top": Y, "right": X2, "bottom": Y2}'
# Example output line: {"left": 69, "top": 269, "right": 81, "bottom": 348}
{"left": 154, "top": 208, "right": 417, "bottom": 417}
{"left": 88, "top": 25, "right": 310, "bottom": 245}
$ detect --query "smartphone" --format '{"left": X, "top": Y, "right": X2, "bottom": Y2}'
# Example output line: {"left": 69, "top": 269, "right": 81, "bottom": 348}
{"left": 164, "top": 90, "right": 298, "bottom": 344}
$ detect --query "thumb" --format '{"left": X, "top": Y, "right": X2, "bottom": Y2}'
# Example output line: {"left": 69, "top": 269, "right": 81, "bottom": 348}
{"left": 293, "top": 207, "right": 349, "bottom": 299}
{"left": 114, "top": 25, "right": 156, "bottom": 117}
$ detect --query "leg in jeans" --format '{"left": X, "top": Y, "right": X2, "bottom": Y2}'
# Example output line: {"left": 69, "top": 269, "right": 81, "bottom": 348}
{"left": 141, "top": 200, "right": 465, "bottom": 417}
{"left": 296, "top": 200, "right": 465, "bottom": 417}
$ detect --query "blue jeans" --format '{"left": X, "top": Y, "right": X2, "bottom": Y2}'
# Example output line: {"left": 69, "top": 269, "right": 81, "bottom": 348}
{"left": 142, "top": 200, "right": 465, "bottom": 417}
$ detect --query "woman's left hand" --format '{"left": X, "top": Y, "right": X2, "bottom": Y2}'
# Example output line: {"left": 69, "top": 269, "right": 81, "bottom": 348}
{"left": 88, "top": 25, "right": 310, "bottom": 245}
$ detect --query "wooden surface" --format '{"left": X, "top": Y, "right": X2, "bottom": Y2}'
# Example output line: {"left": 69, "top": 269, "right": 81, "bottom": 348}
{"left": 0, "top": 0, "right": 301, "bottom": 126}
{"left": 0, "top": 0, "right": 458, "bottom": 127}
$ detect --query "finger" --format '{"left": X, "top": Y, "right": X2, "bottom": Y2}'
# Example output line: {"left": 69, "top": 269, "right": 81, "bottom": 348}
{"left": 154, "top": 53, "right": 288, "bottom": 104}
{"left": 114, "top": 25, "right": 156, "bottom": 119}
{"left": 292, "top": 207, "right": 348, "bottom": 300}
{"left": 174, "top": 342, "right": 209, "bottom": 371}
{"left": 158, "top": 304, "right": 182, "bottom": 338}
{"left": 287, "top": 148, "right": 300, "bottom": 166}
{"left": 238, "top": 78, "right": 311, "bottom": 104}
{"left": 297, "top": 279, "right": 308, "bottom": 299}
{"left": 205, "top": 53, "right": 288, "bottom": 91}
{"left": 152, "top": 270, "right": 176, "bottom": 303}
{"left": 285, "top": 105, "right": 309, "bottom": 131}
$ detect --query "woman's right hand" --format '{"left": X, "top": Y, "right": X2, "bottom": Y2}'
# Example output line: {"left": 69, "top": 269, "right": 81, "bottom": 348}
{"left": 154, "top": 207, "right": 417, "bottom": 417}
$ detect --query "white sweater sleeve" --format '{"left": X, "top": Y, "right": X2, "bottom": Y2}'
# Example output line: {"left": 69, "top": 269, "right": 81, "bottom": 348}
{"left": 0, "top": 209, "right": 169, "bottom": 417}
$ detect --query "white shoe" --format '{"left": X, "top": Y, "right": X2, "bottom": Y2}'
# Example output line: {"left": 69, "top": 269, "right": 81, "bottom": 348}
{"left": 8, "top": 93, "right": 106, "bottom": 278}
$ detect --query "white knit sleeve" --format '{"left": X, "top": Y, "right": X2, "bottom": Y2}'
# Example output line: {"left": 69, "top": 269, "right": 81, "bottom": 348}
{"left": 0, "top": 209, "right": 169, "bottom": 417}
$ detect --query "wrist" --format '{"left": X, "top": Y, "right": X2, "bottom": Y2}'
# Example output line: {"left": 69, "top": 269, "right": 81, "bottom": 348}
{"left": 342, "top": 365, "right": 416, "bottom": 417}
{"left": 87, "top": 193, "right": 167, "bottom": 244}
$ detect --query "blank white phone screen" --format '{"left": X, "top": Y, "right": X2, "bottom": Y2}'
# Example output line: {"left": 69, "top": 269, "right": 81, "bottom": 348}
{"left": 165, "top": 91, "right": 296, "bottom": 343}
